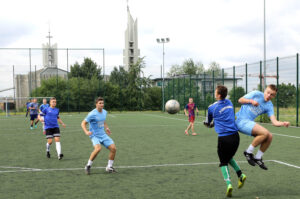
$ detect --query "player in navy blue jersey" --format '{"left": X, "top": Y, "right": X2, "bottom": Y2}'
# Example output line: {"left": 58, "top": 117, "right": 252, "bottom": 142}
{"left": 29, "top": 98, "right": 39, "bottom": 130}
{"left": 25, "top": 99, "right": 31, "bottom": 117}
{"left": 81, "top": 97, "right": 117, "bottom": 175}
{"left": 39, "top": 98, "right": 50, "bottom": 135}
{"left": 39, "top": 97, "right": 66, "bottom": 160}
{"left": 204, "top": 85, "right": 246, "bottom": 197}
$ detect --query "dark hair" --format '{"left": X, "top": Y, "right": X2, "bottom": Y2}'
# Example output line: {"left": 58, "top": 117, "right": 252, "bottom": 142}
{"left": 267, "top": 84, "right": 278, "bottom": 92}
{"left": 95, "top": 97, "right": 104, "bottom": 104}
{"left": 50, "top": 97, "right": 56, "bottom": 102}
{"left": 216, "top": 85, "right": 227, "bottom": 99}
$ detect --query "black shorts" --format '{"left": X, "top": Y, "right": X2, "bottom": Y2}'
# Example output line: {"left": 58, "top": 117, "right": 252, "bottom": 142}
{"left": 30, "top": 114, "right": 38, "bottom": 121}
{"left": 217, "top": 132, "right": 240, "bottom": 167}
{"left": 45, "top": 128, "right": 60, "bottom": 139}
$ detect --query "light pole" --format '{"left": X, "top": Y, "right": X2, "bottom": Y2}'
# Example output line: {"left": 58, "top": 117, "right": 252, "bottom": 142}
{"left": 157, "top": 37, "right": 170, "bottom": 112}
{"left": 263, "top": 0, "right": 267, "bottom": 89}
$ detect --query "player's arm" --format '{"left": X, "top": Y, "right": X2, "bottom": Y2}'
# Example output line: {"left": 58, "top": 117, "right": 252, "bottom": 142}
{"left": 38, "top": 114, "right": 43, "bottom": 122}
{"left": 57, "top": 117, "right": 66, "bottom": 128}
{"left": 184, "top": 106, "right": 188, "bottom": 116}
{"left": 203, "top": 108, "right": 214, "bottom": 128}
{"left": 81, "top": 120, "right": 92, "bottom": 136}
{"left": 104, "top": 121, "right": 111, "bottom": 135}
{"left": 269, "top": 115, "right": 290, "bottom": 127}
{"left": 238, "top": 97, "right": 259, "bottom": 106}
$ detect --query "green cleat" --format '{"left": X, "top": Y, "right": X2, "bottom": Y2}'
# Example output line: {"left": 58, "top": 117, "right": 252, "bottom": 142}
{"left": 238, "top": 174, "right": 247, "bottom": 189}
{"left": 226, "top": 184, "right": 233, "bottom": 197}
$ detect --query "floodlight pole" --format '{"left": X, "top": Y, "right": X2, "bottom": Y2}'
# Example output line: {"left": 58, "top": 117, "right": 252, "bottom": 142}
{"left": 157, "top": 38, "right": 170, "bottom": 112}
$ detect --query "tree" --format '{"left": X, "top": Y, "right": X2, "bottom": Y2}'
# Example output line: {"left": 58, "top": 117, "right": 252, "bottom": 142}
{"left": 206, "top": 61, "right": 222, "bottom": 77}
{"left": 167, "top": 64, "right": 183, "bottom": 77}
{"left": 109, "top": 66, "right": 129, "bottom": 88}
{"left": 276, "top": 83, "right": 296, "bottom": 108}
{"left": 229, "top": 87, "right": 246, "bottom": 107}
{"left": 69, "top": 57, "right": 102, "bottom": 80}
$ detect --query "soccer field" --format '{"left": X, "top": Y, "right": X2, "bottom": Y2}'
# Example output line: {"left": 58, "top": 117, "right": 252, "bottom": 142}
{"left": 0, "top": 112, "right": 300, "bottom": 199}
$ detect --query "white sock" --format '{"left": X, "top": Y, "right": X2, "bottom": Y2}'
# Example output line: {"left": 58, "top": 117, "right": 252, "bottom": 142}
{"left": 56, "top": 142, "right": 61, "bottom": 155}
{"left": 87, "top": 160, "right": 93, "bottom": 166}
{"left": 46, "top": 143, "right": 50, "bottom": 152}
{"left": 42, "top": 122, "right": 45, "bottom": 131}
{"left": 107, "top": 160, "right": 114, "bottom": 168}
{"left": 255, "top": 150, "right": 264, "bottom": 159}
{"left": 246, "top": 144, "right": 255, "bottom": 154}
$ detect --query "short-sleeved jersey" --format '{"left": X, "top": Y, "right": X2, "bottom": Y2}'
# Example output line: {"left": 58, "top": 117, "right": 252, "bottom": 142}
{"left": 42, "top": 107, "right": 60, "bottom": 129}
{"left": 206, "top": 99, "right": 238, "bottom": 137}
{"left": 185, "top": 103, "right": 197, "bottom": 117}
{"left": 236, "top": 90, "right": 274, "bottom": 121}
{"left": 39, "top": 103, "right": 49, "bottom": 115}
{"left": 29, "top": 102, "right": 39, "bottom": 115}
{"left": 85, "top": 109, "right": 107, "bottom": 138}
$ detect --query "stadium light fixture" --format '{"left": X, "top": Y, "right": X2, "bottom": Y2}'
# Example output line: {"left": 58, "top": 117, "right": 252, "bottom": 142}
{"left": 156, "top": 37, "right": 170, "bottom": 112}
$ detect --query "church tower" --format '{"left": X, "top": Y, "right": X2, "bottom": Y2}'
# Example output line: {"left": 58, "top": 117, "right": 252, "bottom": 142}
{"left": 123, "top": 1, "right": 140, "bottom": 71}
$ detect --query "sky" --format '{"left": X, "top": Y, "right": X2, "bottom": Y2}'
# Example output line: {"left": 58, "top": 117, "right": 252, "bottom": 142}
{"left": 1, "top": 0, "right": 300, "bottom": 97}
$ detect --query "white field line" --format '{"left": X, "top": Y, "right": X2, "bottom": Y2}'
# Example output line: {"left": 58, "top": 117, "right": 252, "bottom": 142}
{"left": 4, "top": 159, "right": 299, "bottom": 174}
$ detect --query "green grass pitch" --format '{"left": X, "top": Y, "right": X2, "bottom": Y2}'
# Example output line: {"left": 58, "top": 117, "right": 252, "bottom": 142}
{"left": 0, "top": 112, "right": 300, "bottom": 199}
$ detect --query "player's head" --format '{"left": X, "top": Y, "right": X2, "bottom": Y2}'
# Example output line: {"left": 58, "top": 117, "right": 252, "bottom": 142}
{"left": 43, "top": 98, "right": 47, "bottom": 104}
{"left": 264, "top": 84, "right": 277, "bottom": 101}
{"left": 95, "top": 97, "right": 104, "bottom": 109}
{"left": 33, "top": 98, "right": 37, "bottom": 103}
{"left": 215, "top": 85, "right": 227, "bottom": 100}
{"left": 50, "top": 97, "right": 57, "bottom": 107}
{"left": 188, "top": 97, "right": 193, "bottom": 103}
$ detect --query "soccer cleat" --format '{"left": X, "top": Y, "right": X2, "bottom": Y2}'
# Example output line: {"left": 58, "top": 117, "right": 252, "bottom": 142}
{"left": 184, "top": 130, "right": 189, "bottom": 135}
{"left": 46, "top": 151, "right": 50, "bottom": 158}
{"left": 254, "top": 158, "right": 268, "bottom": 170}
{"left": 191, "top": 132, "right": 197, "bottom": 136}
{"left": 243, "top": 151, "right": 256, "bottom": 166}
{"left": 85, "top": 165, "right": 91, "bottom": 175}
{"left": 58, "top": 154, "right": 64, "bottom": 160}
{"left": 226, "top": 184, "right": 233, "bottom": 197}
{"left": 106, "top": 166, "right": 117, "bottom": 173}
{"left": 30, "top": 126, "right": 33, "bottom": 130}
{"left": 238, "top": 174, "right": 247, "bottom": 189}
{"left": 34, "top": 124, "right": 37, "bottom": 128}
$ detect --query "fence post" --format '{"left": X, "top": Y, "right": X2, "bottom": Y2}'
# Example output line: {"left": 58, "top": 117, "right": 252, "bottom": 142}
{"left": 297, "top": 53, "right": 299, "bottom": 126}
{"left": 222, "top": 68, "right": 224, "bottom": 85}
{"left": 212, "top": 70, "right": 215, "bottom": 101}
{"left": 260, "top": 61, "right": 262, "bottom": 122}
{"left": 245, "top": 63, "right": 248, "bottom": 93}
{"left": 204, "top": 72, "right": 206, "bottom": 117}
{"left": 183, "top": 76, "right": 186, "bottom": 105}
{"left": 233, "top": 66, "right": 236, "bottom": 114}
{"left": 172, "top": 77, "right": 175, "bottom": 99}
{"left": 276, "top": 57, "right": 279, "bottom": 121}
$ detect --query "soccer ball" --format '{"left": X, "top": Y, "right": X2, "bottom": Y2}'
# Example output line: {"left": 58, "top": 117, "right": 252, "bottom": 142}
{"left": 165, "top": 99, "right": 180, "bottom": 114}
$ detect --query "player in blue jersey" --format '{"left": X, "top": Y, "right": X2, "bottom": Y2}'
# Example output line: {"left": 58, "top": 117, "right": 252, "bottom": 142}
{"left": 236, "top": 84, "right": 290, "bottom": 170}
{"left": 29, "top": 98, "right": 39, "bottom": 130}
{"left": 38, "top": 97, "right": 66, "bottom": 160}
{"left": 39, "top": 98, "right": 50, "bottom": 135}
{"left": 204, "top": 85, "right": 246, "bottom": 197}
{"left": 81, "top": 97, "right": 117, "bottom": 175}
{"left": 25, "top": 99, "right": 31, "bottom": 117}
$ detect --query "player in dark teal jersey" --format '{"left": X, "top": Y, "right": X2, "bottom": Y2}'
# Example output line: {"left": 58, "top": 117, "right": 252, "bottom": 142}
{"left": 204, "top": 85, "right": 246, "bottom": 197}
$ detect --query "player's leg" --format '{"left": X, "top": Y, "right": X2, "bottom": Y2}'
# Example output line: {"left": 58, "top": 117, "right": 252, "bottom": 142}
{"left": 250, "top": 124, "right": 271, "bottom": 170}
{"left": 85, "top": 138, "right": 102, "bottom": 175}
{"left": 185, "top": 122, "right": 191, "bottom": 135}
{"left": 217, "top": 136, "right": 233, "bottom": 197}
{"left": 46, "top": 130, "right": 53, "bottom": 158}
{"left": 52, "top": 128, "right": 63, "bottom": 160}
{"left": 34, "top": 115, "right": 39, "bottom": 128}
{"left": 103, "top": 136, "right": 117, "bottom": 173}
{"left": 30, "top": 115, "right": 34, "bottom": 129}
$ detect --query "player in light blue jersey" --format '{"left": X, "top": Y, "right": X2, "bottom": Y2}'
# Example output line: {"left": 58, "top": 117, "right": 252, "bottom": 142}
{"left": 204, "top": 85, "right": 246, "bottom": 197}
{"left": 81, "top": 97, "right": 117, "bottom": 175}
{"left": 39, "top": 98, "right": 50, "bottom": 135}
{"left": 236, "top": 84, "right": 290, "bottom": 170}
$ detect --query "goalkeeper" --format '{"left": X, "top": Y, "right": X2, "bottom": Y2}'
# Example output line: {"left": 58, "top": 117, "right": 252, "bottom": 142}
{"left": 204, "top": 85, "right": 246, "bottom": 197}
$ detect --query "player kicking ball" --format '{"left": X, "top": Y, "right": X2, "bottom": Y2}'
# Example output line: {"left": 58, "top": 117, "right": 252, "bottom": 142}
{"left": 38, "top": 97, "right": 66, "bottom": 160}
{"left": 204, "top": 85, "right": 246, "bottom": 197}
{"left": 81, "top": 97, "right": 117, "bottom": 175}
{"left": 184, "top": 97, "right": 199, "bottom": 135}
{"left": 236, "top": 84, "right": 290, "bottom": 170}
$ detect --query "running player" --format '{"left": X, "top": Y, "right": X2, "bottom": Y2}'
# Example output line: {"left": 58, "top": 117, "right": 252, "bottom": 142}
{"left": 204, "top": 85, "right": 246, "bottom": 197}
{"left": 184, "top": 97, "right": 199, "bottom": 135}
{"left": 81, "top": 97, "right": 117, "bottom": 175}
{"left": 236, "top": 84, "right": 290, "bottom": 170}
{"left": 39, "top": 98, "right": 49, "bottom": 135}
{"left": 29, "top": 98, "right": 39, "bottom": 130}
{"left": 38, "top": 97, "right": 65, "bottom": 160}
{"left": 25, "top": 99, "right": 31, "bottom": 117}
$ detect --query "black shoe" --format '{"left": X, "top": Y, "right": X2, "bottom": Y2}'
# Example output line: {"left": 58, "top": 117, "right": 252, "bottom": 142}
{"left": 243, "top": 151, "right": 256, "bottom": 166}
{"left": 85, "top": 165, "right": 91, "bottom": 175}
{"left": 58, "top": 154, "right": 64, "bottom": 160}
{"left": 254, "top": 158, "right": 268, "bottom": 170}
{"left": 47, "top": 151, "right": 50, "bottom": 158}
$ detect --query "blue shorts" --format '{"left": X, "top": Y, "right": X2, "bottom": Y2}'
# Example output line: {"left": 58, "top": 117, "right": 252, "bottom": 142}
{"left": 91, "top": 134, "right": 114, "bottom": 148}
{"left": 30, "top": 114, "right": 38, "bottom": 121}
{"left": 235, "top": 119, "right": 256, "bottom": 136}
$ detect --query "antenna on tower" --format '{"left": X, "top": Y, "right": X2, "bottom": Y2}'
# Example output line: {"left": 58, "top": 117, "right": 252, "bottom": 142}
{"left": 46, "top": 21, "right": 53, "bottom": 46}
